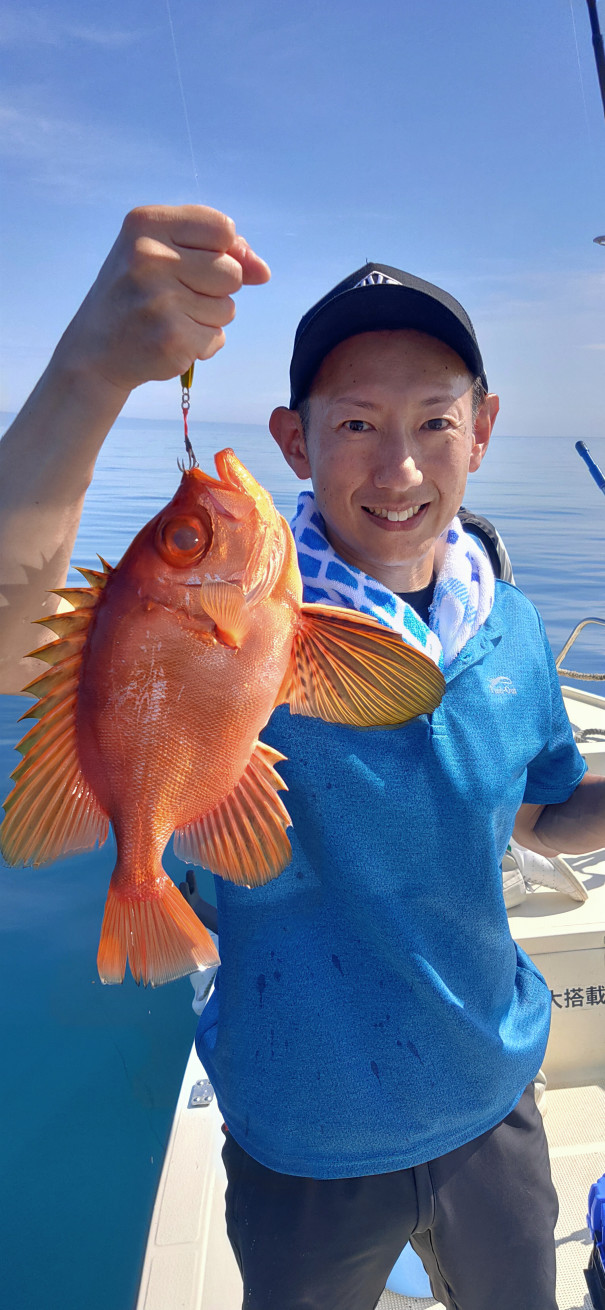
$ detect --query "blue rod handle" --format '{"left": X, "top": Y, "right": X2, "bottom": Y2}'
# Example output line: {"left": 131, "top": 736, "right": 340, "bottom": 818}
{"left": 575, "top": 441, "right": 605, "bottom": 493}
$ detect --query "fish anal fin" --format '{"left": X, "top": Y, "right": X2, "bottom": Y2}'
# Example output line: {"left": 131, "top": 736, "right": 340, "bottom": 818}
{"left": 288, "top": 603, "right": 445, "bottom": 727}
{"left": 174, "top": 740, "right": 291, "bottom": 886}
{"left": 200, "top": 581, "right": 250, "bottom": 648}
{"left": 97, "top": 873, "right": 219, "bottom": 986}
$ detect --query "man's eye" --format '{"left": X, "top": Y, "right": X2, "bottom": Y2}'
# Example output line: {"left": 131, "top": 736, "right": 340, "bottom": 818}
{"left": 423, "top": 418, "right": 449, "bottom": 431}
{"left": 343, "top": 420, "right": 371, "bottom": 433}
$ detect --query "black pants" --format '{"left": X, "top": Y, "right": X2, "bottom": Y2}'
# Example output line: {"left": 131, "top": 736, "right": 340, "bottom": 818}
{"left": 221, "top": 1083, "right": 559, "bottom": 1310}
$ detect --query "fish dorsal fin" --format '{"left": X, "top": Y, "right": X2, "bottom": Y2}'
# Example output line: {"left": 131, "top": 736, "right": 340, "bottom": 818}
{"left": 282, "top": 603, "right": 445, "bottom": 727}
{"left": 173, "top": 740, "right": 291, "bottom": 886}
{"left": 199, "top": 581, "right": 251, "bottom": 648}
{"left": 0, "top": 572, "right": 110, "bottom": 867}
{"left": 32, "top": 609, "right": 93, "bottom": 639}
{"left": 52, "top": 587, "right": 100, "bottom": 609}
{"left": 74, "top": 564, "right": 110, "bottom": 588}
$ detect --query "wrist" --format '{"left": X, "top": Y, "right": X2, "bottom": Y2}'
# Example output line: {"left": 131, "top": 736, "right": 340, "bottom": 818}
{"left": 49, "top": 333, "right": 132, "bottom": 421}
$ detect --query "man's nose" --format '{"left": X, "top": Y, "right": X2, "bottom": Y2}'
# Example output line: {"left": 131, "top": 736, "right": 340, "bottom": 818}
{"left": 372, "top": 437, "right": 423, "bottom": 489}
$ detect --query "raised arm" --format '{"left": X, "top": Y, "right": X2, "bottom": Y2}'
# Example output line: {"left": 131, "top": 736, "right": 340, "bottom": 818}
{"left": 0, "top": 205, "right": 270, "bottom": 693}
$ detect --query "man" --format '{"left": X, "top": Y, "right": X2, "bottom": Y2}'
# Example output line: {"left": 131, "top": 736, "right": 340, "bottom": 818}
{"left": 0, "top": 206, "right": 604, "bottom": 1310}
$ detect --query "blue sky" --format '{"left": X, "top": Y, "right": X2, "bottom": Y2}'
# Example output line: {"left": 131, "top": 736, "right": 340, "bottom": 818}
{"left": 1, "top": 0, "right": 604, "bottom": 434}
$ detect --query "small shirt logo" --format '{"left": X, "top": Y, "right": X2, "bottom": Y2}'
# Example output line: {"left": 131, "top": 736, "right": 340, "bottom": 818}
{"left": 488, "top": 675, "right": 517, "bottom": 696}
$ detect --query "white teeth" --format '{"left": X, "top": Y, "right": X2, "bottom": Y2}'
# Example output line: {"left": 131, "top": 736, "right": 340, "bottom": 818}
{"left": 366, "top": 504, "right": 423, "bottom": 521}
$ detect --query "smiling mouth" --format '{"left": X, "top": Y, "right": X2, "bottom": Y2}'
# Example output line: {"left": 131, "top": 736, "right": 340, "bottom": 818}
{"left": 362, "top": 503, "right": 427, "bottom": 522}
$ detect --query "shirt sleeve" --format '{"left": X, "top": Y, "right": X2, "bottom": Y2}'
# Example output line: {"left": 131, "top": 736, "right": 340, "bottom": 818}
{"left": 523, "top": 613, "right": 587, "bottom": 805}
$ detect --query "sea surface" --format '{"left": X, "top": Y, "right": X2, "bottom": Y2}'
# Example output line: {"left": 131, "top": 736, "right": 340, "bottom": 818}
{"left": 0, "top": 416, "right": 604, "bottom": 1310}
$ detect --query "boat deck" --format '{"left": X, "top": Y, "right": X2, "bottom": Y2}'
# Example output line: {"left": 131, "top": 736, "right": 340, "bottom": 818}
{"left": 136, "top": 1055, "right": 605, "bottom": 1310}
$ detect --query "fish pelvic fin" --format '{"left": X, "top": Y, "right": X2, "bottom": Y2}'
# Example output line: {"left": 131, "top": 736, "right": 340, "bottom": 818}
{"left": 98, "top": 872, "right": 220, "bottom": 987}
{"left": 0, "top": 576, "right": 110, "bottom": 866}
{"left": 174, "top": 740, "right": 291, "bottom": 886}
{"left": 283, "top": 603, "right": 446, "bottom": 727}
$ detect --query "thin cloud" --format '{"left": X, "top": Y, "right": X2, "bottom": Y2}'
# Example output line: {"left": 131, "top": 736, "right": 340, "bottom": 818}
{"left": 63, "top": 23, "right": 144, "bottom": 48}
{"left": 0, "top": 99, "right": 179, "bottom": 202}
{"left": 0, "top": 6, "right": 146, "bottom": 49}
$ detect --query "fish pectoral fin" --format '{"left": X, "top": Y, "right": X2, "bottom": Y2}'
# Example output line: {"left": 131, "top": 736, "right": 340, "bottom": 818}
{"left": 97, "top": 871, "right": 220, "bottom": 987}
{"left": 174, "top": 740, "right": 292, "bottom": 886}
{"left": 284, "top": 603, "right": 446, "bottom": 727}
{"left": 200, "top": 581, "right": 251, "bottom": 648}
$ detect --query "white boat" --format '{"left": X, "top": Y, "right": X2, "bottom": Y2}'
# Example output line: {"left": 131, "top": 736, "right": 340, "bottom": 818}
{"left": 136, "top": 622, "right": 605, "bottom": 1310}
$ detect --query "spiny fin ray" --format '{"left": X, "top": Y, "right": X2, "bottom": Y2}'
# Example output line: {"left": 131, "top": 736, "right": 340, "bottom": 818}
{"left": 0, "top": 566, "right": 109, "bottom": 867}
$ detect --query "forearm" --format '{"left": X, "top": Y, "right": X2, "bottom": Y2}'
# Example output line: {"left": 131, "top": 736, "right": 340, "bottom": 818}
{"left": 0, "top": 354, "right": 128, "bottom": 693}
{"left": 513, "top": 774, "right": 605, "bottom": 857}
{"left": 0, "top": 204, "right": 270, "bottom": 695}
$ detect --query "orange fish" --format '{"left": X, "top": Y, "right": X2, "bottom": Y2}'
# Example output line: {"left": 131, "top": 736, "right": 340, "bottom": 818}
{"left": 0, "top": 450, "right": 444, "bottom": 986}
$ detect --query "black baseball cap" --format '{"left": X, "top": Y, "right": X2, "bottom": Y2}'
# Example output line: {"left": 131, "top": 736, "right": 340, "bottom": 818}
{"left": 289, "top": 262, "right": 487, "bottom": 409}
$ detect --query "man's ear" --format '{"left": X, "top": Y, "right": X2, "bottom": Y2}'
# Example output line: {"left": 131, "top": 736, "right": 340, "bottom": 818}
{"left": 469, "top": 393, "right": 499, "bottom": 473}
{"left": 269, "top": 407, "right": 312, "bottom": 480}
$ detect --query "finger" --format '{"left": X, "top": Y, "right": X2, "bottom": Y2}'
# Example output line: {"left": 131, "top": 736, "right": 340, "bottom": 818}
{"left": 176, "top": 286, "right": 236, "bottom": 329}
{"left": 191, "top": 324, "right": 226, "bottom": 362}
{"left": 168, "top": 204, "right": 236, "bottom": 251}
{"left": 123, "top": 204, "right": 236, "bottom": 254}
{"left": 157, "top": 322, "right": 226, "bottom": 369}
{"left": 228, "top": 235, "right": 271, "bottom": 285}
{"left": 174, "top": 248, "right": 245, "bottom": 298}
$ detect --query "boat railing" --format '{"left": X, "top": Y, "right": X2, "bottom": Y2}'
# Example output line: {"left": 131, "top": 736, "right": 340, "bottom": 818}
{"left": 555, "top": 617, "right": 605, "bottom": 681}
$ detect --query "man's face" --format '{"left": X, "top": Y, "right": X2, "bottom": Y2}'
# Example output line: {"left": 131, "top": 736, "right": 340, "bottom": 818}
{"left": 271, "top": 329, "right": 497, "bottom": 592}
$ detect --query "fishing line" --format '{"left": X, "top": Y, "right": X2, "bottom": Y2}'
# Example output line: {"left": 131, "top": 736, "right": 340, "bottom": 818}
{"left": 165, "top": 0, "right": 202, "bottom": 202}
{"left": 568, "top": 0, "right": 593, "bottom": 143}
{"left": 164, "top": 0, "right": 201, "bottom": 466}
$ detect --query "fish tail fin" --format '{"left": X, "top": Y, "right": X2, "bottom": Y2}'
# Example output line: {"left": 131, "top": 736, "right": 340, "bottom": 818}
{"left": 97, "top": 871, "right": 220, "bottom": 988}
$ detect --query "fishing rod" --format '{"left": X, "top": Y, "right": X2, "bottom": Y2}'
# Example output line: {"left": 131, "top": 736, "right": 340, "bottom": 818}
{"left": 585, "top": 0, "right": 605, "bottom": 122}
{"left": 575, "top": 440, "right": 605, "bottom": 494}
{"left": 582, "top": 1, "right": 605, "bottom": 245}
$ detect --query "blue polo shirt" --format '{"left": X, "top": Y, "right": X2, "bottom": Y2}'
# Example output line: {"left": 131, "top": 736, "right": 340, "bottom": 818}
{"left": 196, "top": 581, "right": 586, "bottom": 1178}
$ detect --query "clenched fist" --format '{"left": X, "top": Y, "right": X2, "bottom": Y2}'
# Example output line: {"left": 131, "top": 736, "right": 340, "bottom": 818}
{"left": 55, "top": 204, "right": 271, "bottom": 399}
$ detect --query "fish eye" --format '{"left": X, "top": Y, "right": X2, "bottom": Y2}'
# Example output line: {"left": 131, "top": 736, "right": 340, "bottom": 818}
{"left": 156, "top": 511, "right": 212, "bottom": 566}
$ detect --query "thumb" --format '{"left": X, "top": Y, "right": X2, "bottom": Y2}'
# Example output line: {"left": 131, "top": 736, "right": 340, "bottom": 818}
{"left": 228, "top": 235, "right": 271, "bottom": 285}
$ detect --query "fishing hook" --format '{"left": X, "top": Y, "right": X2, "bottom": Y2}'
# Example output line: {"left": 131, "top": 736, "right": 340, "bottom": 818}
{"left": 178, "top": 365, "right": 199, "bottom": 472}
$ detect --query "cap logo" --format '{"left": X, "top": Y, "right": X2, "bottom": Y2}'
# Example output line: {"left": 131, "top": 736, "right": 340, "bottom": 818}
{"left": 354, "top": 271, "right": 402, "bottom": 288}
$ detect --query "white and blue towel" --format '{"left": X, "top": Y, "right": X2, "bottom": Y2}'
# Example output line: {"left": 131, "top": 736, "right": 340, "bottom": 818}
{"left": 291, "top": 491, "right": 495, "bottom": 670}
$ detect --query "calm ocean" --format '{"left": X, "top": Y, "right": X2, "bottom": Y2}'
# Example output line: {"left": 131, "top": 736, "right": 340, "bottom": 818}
{"left": 1, "top": 417, "right": 604, "bottom": 1309}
